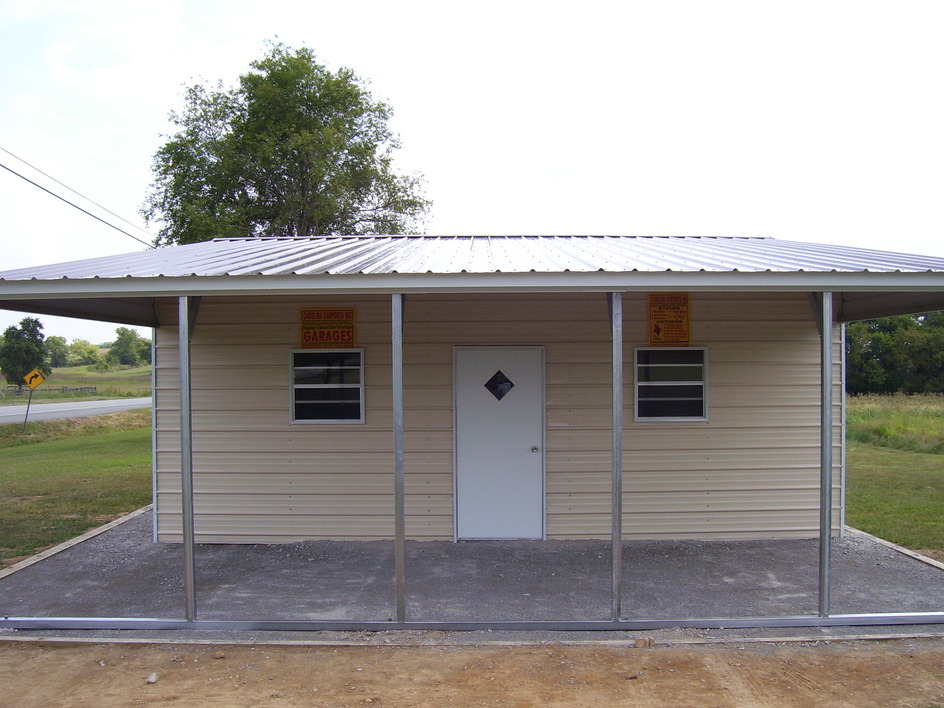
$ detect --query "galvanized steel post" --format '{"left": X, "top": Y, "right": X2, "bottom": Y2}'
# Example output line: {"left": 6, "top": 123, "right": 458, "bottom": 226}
{"left": 609, "top": 293, "right": 624, "bottom": 620}
{"left": 818, "top": 291, "right": 834, "bottom": 617}
{"left": 392, "top": 294, "right": 406, "bottom": 622}
{"left": 178, "top": 296, "right": 197, "bottom": 621}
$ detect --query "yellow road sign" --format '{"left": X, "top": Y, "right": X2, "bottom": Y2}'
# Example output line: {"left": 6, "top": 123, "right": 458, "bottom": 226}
{"left": 23, "top": 368, "right": 45, "bottom": 390}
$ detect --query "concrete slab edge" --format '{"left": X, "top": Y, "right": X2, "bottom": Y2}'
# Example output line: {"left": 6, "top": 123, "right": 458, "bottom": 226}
{"left": 0, "top": 632, "right": 942, "bottom": 649}
{"left": 0, "top": 505, "right": 152, "bottom": 581}
{"left": 845, "top": 525, "right": 944, "bottom": 571}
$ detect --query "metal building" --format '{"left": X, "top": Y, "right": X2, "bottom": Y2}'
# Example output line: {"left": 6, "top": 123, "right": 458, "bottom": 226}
{"left": 1, "top": 234, "right": 942, "bottom": 631}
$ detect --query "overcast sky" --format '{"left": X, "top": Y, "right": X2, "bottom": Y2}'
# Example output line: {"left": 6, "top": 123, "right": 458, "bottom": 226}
{"left": 2, "top": 0, "right": 943, "bottom": 343}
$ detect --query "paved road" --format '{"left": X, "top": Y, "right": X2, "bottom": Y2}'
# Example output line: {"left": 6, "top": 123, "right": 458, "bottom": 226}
{"left": 0, "top": 397, "right": 151, "bottom": 424}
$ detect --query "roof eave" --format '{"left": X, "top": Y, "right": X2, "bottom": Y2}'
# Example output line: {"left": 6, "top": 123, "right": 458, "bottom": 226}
{"left": 1, "top": 269, "right": 944, "bottom": 300}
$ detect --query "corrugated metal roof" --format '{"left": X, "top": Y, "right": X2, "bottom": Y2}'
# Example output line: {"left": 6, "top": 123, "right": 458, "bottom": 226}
{"left": 3, "top": 235, "right": 944, "bottom": 282}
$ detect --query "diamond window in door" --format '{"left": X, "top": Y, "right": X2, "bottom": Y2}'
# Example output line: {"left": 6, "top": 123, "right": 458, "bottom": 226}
{"left": 484, "top": 370, "right": 515, "bottom": 401}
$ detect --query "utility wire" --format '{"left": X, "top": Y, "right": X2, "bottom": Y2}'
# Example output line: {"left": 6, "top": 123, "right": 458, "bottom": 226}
{"left": 0, "top": 148, "right": 155, "bottom": 249}
{"left": 2, "top": 146, "right": 154, "bottom": 240}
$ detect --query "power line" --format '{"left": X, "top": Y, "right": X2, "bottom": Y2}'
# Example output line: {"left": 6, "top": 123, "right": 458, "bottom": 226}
{"left": 0, "top": 148, "right": 155, "bottom": 249}
{"left": 0, "top": 160, "right": 154, "bottom": 249}
{"left": 1, "top": 146, "right": 153, "bottom": 240}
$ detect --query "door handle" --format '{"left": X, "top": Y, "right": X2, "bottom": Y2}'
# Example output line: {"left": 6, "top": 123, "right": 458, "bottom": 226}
{"left": 531, "top": 446, "right": 540, "bottom": 453}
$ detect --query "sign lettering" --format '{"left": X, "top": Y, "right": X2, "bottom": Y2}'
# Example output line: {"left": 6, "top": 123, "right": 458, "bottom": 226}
{"left": 648, "top": 293, "right": 690, "bottom": 346}
{"left": 300, "top": 308, "right": 356, "bottom": 349}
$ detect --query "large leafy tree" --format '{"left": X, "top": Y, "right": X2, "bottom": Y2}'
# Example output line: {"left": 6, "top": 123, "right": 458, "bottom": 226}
{"left": 44, "top": 335, "right": 69, "bottom": 368}
{"left": 846, "top": 313, "right": 944, "bottom": 394}
{"left": 0, "top": 317, "right": 50, "bottom": 385}
{"left": 68, "top": 339, "right": 101, "bottom": 366}
{"left": 144, "top": 42, "right": 429, "bottom": 244}
{"left": 107, "top": 328, "right": 152, "bottom": 366}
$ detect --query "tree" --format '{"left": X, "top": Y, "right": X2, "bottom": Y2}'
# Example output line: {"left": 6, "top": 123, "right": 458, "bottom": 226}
{"left": 138, "top": 334, "right": 153, "bottom": 365}
{"left": 143, "top": 42, "right": 429, "bottom": 245}
{"left": 107, "top": 328, "right": 151, "bottom": 366}
{"left": 846, "top": 313, "right": 944, "bottom": 394}
{"left": 0, "top": 317, "right": 50, "bottom": 385}
{"left": 68, "top": 339, "right": 101, "bottom": 366}
{"left": 44, "top": 335, "right": 69, "bottom": 368}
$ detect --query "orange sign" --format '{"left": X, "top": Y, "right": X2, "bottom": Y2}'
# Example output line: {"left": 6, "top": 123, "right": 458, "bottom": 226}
{"left": 648, "top": 294, "right": 690, "bottom": 346}
{"left": 300, "top": 308, "right": 356, "bottom": 348}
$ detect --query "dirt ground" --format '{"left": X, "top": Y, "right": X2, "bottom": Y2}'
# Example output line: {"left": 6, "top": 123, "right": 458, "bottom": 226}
{"left": 1, "top": 637, "right": 942, "bottom": 707}
{"left": 918, "top": 549, "right": 944, "bottom": 564}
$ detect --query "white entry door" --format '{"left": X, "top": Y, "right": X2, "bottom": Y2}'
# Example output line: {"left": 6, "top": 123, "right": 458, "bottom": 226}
{"left": 454, "top": 347, "right": 545, "bottom": 539}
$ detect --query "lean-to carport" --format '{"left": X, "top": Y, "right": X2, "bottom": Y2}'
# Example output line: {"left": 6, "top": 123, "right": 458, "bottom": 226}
{"left": 1, "top": 235, "right": 944, "bottom": 632}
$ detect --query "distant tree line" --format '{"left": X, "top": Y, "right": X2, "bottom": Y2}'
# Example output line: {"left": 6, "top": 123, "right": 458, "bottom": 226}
{"left": 0, "top": 318, "right": 152, "bottom": 385}
{"left": 44, "top": 327, "right": 152, "bottom": 369}
{"left": 846, "top": 312, "right": 944, "bottom": 395}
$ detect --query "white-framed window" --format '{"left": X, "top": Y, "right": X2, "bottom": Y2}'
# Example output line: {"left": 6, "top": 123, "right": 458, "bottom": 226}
{"left": 635, "top": 347, "right": 707, "bottom": 421}
{"left": 291, "top": 349, "right": 364, "bottom": 423}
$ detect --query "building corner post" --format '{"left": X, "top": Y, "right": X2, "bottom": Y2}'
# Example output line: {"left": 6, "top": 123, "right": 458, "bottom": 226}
{"left": 609, "top": 292, "right": 624, "bottom": 620}
{"left": 178, "top": 296, "right": 197, "bottom": 621}
{"left": 818, "top": 291, "right": 834, "bottom": 617}
{"left": 392, "top": 294, "right": 406, "bottom": 622}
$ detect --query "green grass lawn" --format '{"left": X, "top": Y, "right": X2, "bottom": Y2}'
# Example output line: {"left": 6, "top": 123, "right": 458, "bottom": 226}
{"left": 847, "top": 393, "right": 944, "bottom": 454}
{"left": 846, "top": 443, "right": 944, "bottom": 551}
{"left": 0, "top": 364, "right": 151, "bottom": 406}
{"left": 846, "top": 395, "right": 944, "bottom": 552}
{"left": 0, "top": 410, "right": 152, "bottom": 563}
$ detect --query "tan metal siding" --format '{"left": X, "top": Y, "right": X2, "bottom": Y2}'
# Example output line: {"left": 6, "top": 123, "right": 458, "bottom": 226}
{"left": 609, "top": 293, "right": 843, "bottom": 541}
{"left": 154, "top": 292, "right": 841, "bottom": 543}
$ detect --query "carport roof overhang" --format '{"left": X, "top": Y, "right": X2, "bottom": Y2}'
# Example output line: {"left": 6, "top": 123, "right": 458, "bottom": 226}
{"left": 1, "top": 271, "right": 944, "bottom": 327}
{"left": 1, "top": 234, "right": 943, "bottom": 326}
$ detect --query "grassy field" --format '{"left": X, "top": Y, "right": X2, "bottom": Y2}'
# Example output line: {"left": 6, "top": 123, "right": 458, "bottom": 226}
{"left": 845, "top": 394, "right": 944, "bottom": 552}
{"left": 846, "top": 393, "right": 944, "bottom": 454}
{"left": 0, "top": 364, "right": 151, "bottom": 405}
{"left": 0, "top": 410, "right": 152, "bottom": 564}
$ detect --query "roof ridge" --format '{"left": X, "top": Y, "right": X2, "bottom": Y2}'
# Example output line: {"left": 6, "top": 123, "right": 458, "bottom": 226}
{"left": 209, "top": 234, "right": 773, "bottom": 242}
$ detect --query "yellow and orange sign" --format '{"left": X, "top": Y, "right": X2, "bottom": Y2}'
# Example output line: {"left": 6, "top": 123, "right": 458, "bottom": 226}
{"left": 648, "top": 293, "right": 690, "bottom": 346}
{"left": 23, "top": 368, "right": 45, "bottom": 390}
{"left": 300, "top": 308, "right": 356, "bottom": 348}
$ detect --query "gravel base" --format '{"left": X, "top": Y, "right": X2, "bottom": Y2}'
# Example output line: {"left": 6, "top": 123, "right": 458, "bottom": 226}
{"left": 1, "top": 511, "right": 941, "bottom": 643}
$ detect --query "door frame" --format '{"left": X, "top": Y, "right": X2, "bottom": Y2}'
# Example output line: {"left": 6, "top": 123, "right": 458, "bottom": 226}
{"left": 452, "top": 345, "right": 547, "bottom": 541}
